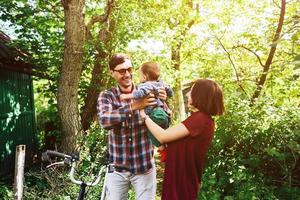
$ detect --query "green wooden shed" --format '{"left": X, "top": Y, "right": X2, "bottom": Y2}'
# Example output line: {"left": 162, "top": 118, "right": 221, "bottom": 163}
{"left": 0, "top": 32, "right": 36, "bottom": 175}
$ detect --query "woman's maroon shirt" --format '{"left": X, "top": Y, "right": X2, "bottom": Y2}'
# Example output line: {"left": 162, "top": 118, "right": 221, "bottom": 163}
{"left": 162, "top": 111, "right": 215, "bottom": 200}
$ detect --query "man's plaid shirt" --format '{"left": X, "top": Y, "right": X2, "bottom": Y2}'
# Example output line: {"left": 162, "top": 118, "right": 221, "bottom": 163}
{"left": 97, "top": 85, "right": 154, "bottom": 174}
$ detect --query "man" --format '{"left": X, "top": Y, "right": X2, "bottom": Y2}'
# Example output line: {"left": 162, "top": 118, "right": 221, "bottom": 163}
{"left": 97, "top": 53, "right": 164, "bottom": 199}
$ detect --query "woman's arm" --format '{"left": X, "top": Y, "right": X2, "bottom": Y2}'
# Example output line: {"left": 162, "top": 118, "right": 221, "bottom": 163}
{"left": 142, "top": 112, "right": 190, "bottom": 143}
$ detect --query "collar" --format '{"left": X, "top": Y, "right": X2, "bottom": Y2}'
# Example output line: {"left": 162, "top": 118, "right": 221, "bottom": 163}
{"left": 116, "top": 84, "right": 135, "bottom": 96}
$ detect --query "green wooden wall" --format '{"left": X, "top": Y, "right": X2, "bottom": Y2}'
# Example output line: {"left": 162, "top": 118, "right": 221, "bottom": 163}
{"left": 0, "top": 68, "right": 36, "bottom": 175}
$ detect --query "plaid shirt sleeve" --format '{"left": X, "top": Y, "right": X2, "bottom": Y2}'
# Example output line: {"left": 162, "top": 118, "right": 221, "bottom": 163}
{"left": 97, "top": 90, "right": 131, "bottom": 129}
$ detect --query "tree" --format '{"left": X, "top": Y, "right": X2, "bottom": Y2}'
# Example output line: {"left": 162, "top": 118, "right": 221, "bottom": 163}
{"left": 166, "top": 0, "right": 199, "bottom": 121}
{"left": 250, "top": 0, "right": 286, "bottom": 104}
{"left": 58, "top": 0, "right": 86, "bottom": 152}
{"left": 80, "top": 0, "right": 114, "bottom": 132}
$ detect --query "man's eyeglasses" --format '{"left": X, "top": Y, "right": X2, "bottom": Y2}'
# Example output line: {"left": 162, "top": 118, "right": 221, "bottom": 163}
{"left": 113, "top": 67, "right": 133, "bottom": 75}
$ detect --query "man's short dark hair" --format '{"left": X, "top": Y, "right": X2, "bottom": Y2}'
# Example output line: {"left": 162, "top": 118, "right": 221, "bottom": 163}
{"left": 109, "top": 53, "right": 130, "bottom": 70}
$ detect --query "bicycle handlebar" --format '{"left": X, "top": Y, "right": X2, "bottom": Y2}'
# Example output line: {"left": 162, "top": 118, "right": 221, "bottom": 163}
{"left": 42, "top": 150, "right": 79, "bottom": 166}
{"left": 44, "top": 150, "right": 70, "bottom": 159}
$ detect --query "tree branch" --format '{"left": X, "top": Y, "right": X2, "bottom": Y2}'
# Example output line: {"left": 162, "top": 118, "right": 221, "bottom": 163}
{"left": 272, "top": 0, "right": 281, "bottom": 9}
{"left": 47, "top": 1, "right": 64, "bottom": 20}
{"left": 86, "top": 0, "right": 114, "bottom": 40}
{"left": 250, "top": 0, "right": 286, "bottom": 105}
{"left": 216, "top": 36, "right": 249, "bottom": 97}
{"left": 233, "top": 45, "right": 265, "bottom": 68}
{"left": 80, "top": 1, "right": 116, "bottom": 132}
{"left": 33, "top": 1, "right": 63, "bottom": 20}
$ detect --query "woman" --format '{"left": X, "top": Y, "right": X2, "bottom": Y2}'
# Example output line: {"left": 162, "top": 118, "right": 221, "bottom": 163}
{"left": 141, "top": 78, "right": 225, "bottom": 200}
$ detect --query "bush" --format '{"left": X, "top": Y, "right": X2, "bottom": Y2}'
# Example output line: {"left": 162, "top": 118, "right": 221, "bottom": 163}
{"left": 0, "top": 181, "right": 13, "bottom": 200}
{"left": 200, "top": 98, "right": 300, "bottom": 199}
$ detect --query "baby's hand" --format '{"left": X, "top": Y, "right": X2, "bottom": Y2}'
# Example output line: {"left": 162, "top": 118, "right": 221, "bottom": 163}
{"left": 158, "top": 88, "right": 167, "bottom": 101}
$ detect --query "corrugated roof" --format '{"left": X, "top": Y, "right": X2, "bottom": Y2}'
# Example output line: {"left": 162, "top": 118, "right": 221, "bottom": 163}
{"left": 0, "top": 31, "right": 34, "bottom": 74}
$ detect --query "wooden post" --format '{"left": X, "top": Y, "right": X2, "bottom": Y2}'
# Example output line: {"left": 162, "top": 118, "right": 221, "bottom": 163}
{"left": 14, "top": 145, "right": 26, "bottom": 200}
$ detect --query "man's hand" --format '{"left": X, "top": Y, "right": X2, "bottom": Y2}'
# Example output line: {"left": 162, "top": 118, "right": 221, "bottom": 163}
{"left": 120, "top": 93, "right": 133, "bottom": 101}
{"left": 131, "top": 94, "right": 156, "bottom": 111}
{"left": 119, "top": 94, "right": 126, "bottom": 101}
{"left": 158, "top": 89, "right": 167, "bottom": 101}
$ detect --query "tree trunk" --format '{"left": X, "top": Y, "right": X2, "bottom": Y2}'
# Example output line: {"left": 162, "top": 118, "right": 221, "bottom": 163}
{"left": 170, "top": 19, "right": 196, "bottom": 121}
{"left": 171, "top": 47, "right": 186, "bottom": 121}
{"left": 169, "top": 1, "right": 197, "bottom": 121}
{"left": 81, "top": 53, "right": 108, "bottom": 131}
{"left": 81, "top": 0, "right": 115, "bottom": 132}
{"left": 250, "top": 0, "right": 286, "bottom": 104}
{"left": 58, "top": 0, "right": 85, "bottom": 153}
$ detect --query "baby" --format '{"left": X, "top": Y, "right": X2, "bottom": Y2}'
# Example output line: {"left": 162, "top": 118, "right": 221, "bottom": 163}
{"left": 120, "top": 61, "right": 173, "bottom": 162}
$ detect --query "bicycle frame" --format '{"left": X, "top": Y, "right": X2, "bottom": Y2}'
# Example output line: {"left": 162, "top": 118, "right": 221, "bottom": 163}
{"left": 42, "top": 150, "right": 129, "bottom": 200}
{"left": 69, "top": 162, "right": 108, "bottom": 200}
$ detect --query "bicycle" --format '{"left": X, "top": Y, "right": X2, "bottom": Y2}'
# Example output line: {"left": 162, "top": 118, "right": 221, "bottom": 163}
{"left": 42, "top": 150, "right": 129, "bottom": 200}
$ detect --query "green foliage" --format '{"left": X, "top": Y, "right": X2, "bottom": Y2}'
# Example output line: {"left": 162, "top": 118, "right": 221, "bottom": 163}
{"left": 0, "top": 181, "right": 13, "bottom": 200}
{"left": 200, "top": 97, "right": 300, "bottom": 199}
{"left": 22, "top": 167, "right": 80, "bottom": 200}
{"left": 76, "top": 122, "right": 108, "bottom": 176}
{"left": 34, "top": 79, "right": 61, "bottom": 151}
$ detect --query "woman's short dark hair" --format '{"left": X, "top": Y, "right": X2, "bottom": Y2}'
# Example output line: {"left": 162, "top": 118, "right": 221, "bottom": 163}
{"left": 191, "top": 79, "right": 225, "bottom": 116}
{"left": 109, "top": 53, "right": 130, "bottom": 70}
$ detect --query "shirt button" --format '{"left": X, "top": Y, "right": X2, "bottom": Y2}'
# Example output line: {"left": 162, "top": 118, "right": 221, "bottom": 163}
{"left": 128, "top": 114, "right": 132, "bottom": 117}
{"left": 129, "top": 137, "right": 132, "bottom": 142}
